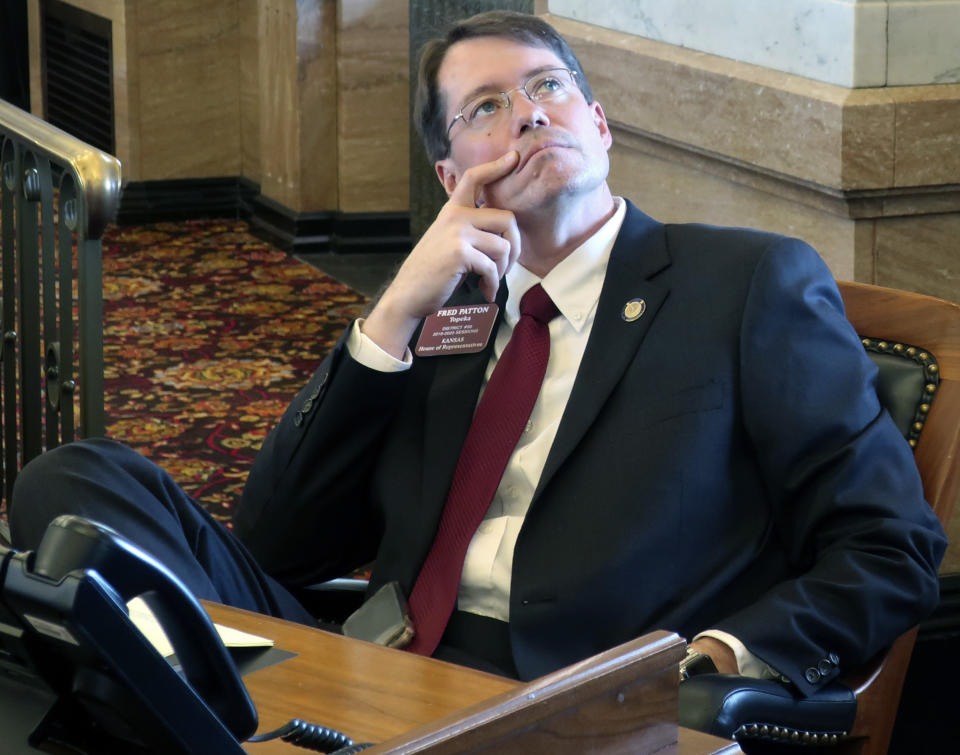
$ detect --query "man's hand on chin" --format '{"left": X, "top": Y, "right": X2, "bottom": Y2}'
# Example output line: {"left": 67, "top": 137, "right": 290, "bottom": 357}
{"left": 361, "top": 151, "right": 521, "bottom": 360}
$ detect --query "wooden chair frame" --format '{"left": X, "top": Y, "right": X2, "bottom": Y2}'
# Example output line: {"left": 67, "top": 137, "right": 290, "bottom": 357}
{"left": 832, "top": 281, "right": 960, "bottom": 754}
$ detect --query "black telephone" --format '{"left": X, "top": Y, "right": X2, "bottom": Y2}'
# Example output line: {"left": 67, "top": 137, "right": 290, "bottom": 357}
{"left": 0, "top": 515, "right": 257, "bottom": 754}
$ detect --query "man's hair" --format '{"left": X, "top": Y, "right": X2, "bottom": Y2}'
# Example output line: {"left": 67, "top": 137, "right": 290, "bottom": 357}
{"left": 414, "top": 10, "right": 594, "bottom": 164}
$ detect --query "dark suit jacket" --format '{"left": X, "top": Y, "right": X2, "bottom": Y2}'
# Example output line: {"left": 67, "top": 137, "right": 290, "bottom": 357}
{"left": 236, "top": 200, "right": 946, "bottom": 695}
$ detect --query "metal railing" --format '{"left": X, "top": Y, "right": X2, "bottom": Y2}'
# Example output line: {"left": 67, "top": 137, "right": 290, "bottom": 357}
{"left": 0, "top": 99, "right": 121, "bottom": 504}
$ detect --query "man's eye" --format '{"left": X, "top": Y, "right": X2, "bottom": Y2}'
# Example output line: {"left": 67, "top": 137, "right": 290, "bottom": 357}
{"left": 531, "top": 77, "right": 563, "bottom": 97}
{"left": 469, "top": 98, "right": 502, "bottom": 121}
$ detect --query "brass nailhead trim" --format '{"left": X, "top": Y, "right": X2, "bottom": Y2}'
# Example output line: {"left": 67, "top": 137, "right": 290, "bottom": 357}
{"left": 735, "top": 723, "right": 849, "bottom": 745}
{"left": 861, "top": 337, "right": 941, "bottom": 452}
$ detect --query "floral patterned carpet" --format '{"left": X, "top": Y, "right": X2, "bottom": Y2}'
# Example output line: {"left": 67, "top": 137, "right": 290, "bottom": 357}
{"left": 101, "top": 219, "right": 368, "bottom": 528}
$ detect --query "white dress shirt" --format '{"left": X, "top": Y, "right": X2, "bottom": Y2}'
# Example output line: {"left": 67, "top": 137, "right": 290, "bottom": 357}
{"left": 455, "top": 197, "right": 626, "bottom": 620}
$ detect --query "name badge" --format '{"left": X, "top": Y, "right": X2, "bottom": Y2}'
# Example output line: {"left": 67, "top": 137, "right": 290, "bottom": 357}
{"left": 415, "top": 303, "right": 499, "bottom": 357}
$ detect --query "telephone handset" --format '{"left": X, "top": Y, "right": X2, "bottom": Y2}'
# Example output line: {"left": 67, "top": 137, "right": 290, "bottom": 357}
{"left": 0, "top": 515, "right": 257, "bottom": 753}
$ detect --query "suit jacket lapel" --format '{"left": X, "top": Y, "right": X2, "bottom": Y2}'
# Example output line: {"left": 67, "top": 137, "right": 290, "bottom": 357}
{"left": 536, "top": 201, "right": 672, "bottom": 494}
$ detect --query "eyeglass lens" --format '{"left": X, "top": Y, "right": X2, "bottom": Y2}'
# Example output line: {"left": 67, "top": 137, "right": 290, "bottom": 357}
{"left": 453, "top": 68, "right": 577, "bottom": 133}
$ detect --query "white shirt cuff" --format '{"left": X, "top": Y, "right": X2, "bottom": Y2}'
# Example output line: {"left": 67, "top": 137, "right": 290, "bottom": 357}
{"left": 694, "top": 629, "right": 781, "bottom": 679}
{"left": 346, "top": 319, "right": 413, "bottom": 372}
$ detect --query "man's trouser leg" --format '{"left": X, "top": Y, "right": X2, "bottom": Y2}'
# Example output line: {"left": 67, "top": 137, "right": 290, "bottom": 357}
{"left": 9, "top": 437, "right": 316, "bottom": 626}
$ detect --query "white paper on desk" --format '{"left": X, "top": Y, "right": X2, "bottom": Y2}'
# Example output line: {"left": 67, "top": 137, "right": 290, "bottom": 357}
{"left": 126, "top": 597, "right": 274, "bottom": 659}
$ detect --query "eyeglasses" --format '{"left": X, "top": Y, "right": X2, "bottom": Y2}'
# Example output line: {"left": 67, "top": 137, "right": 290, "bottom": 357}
{"left": 446, "top": 68, "right": 581, "bottom": 138}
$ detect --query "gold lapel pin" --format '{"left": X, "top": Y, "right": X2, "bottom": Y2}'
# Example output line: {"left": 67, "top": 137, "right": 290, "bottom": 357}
{"left": 622, "top": 298, "right": 646, "bottom": 322}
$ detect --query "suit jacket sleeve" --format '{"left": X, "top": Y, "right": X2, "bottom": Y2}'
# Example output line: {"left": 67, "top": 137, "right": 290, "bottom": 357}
{"left": 714, "top": 240, "right": 946, "bottom": 696}
{"left": 234, "top": 331, "right": 409, "bottom": 586}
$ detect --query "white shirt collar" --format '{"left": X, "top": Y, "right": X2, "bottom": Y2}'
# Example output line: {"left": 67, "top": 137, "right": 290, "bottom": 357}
{"left": 504, "top": 196, "right": 627, "bottom": 332}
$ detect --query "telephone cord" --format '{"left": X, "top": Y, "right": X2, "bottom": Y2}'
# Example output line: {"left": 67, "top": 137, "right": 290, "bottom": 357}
{"left": 246, "top": 718, "right": 374, "bottom": 752}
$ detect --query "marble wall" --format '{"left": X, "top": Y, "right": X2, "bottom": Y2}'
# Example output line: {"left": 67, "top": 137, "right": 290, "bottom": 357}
{"left": 547, "top": 13, "right": 960, "bottom": 299}
{"left": 29, "top": 0, "right": 248, "bottom": 183}
{"left": 237, "top": 0, "right": 410, "bottom": 214}
{"left": 28, "top": 0, "right": 409, "bottom": 215}
{"left": 28, "top": 0, "right": 137, "bottom": 174}
{"left": 133, "top": 0, "right": 244, "bottom": 180}
{"left": 239, "top": 0, "right": 340, "bottom": 212}
{"left": 337, "top": 0, "right": 410, "bottom": 213}
{"left": 548, "top": 0, "right": 960, "bottom": 88}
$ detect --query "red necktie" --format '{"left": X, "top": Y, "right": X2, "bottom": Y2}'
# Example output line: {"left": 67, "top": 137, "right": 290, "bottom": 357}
{"left": 406, "top": 284, "right": 559, "bottom": 656}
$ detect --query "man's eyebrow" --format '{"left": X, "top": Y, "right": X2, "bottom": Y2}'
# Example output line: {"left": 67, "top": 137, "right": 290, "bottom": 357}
{"left": 453, "top": 65, "right": 563, "bottom": 111}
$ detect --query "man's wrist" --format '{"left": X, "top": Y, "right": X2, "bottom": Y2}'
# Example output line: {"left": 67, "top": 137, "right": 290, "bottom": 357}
{"left": 688, "top": 636, "right": 739, "bottom": 675}
{"left": 347, "top": 320, "right": 412, "bottom": 372}
{"left": 361, "top": 301, "right": 421, "bottom": 361}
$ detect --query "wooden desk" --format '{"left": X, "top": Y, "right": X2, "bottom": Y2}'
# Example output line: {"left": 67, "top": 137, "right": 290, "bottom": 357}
{"left": 204, "top": 603, "right": 739, "bottom": 754}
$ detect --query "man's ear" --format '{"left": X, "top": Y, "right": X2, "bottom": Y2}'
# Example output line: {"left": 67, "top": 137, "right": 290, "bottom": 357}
{"left": 435, "top": 159, "right": 459, "bottom": 197}
{"left": 591, "top": 101, "right": 613, "bottom": 151}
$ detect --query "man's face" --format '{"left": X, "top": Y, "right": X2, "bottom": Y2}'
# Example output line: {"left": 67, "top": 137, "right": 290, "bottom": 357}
{"left": 434, "top": 36, "right": 613, "bottom": 214}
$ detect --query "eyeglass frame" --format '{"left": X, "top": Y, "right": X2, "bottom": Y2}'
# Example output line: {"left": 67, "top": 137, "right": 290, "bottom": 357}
{"left": 445, "top": 67, "right": 582, "bottom": 139}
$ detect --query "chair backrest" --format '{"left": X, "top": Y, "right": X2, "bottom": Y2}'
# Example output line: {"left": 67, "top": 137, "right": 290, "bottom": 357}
{"left": 835, "top": 281, "right": 960, "bottom": 754}
{"left": 839, "top": 281, "right": 960, "bottom": 527}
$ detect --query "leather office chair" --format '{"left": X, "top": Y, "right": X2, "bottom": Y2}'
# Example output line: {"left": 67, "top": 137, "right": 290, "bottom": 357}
{"left": 680, "top": 281, "right": 960, "bottom": 754}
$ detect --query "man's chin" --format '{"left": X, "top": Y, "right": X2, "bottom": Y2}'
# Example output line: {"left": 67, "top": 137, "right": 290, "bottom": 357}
{"left": 487, "top": 178, "right": 582, "bottom": 216}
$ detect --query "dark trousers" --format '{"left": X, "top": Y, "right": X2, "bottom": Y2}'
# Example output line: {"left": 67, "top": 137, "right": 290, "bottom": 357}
{"left": 9, "top": 438, "right": 518, "bottom": 678}
{"left": 9, "top": 438, "right": 318, "bottom": 626}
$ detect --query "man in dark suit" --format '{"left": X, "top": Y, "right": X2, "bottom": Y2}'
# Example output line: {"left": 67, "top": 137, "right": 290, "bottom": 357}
{"left": 9, "top": 11, "right": 946, "bottom": 696}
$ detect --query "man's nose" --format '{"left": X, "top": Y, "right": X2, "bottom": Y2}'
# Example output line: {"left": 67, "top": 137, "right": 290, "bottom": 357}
{"left": 509, "top": 94, "right": 550, "bottom": 136}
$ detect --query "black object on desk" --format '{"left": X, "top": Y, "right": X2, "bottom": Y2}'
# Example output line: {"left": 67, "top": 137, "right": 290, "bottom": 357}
{"left": 0, "top": 515, "right": 256, "bottom": 754}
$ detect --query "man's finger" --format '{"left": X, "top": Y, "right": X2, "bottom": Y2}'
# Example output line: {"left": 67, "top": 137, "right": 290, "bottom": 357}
{"left": 449, "top": 151, "right": 519, "bottom": 208}
{"left": 475, "top": 209, "right": 521, "bottom": 276}
{"left": 464, "top": 227, "right": 513, "bottom": 272}
{"left": 461, "top": 246, "right": 502, "bottom": 304}
{"left": 501, "top": 216, "right": 521, "bottom": 271}
{"left": 458, "top": 207, "right": 521, "bottom": 282}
